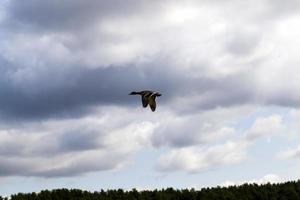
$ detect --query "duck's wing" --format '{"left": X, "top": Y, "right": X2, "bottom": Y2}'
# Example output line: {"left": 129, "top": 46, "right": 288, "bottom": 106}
{"left": 148, "top": 96, "right": 156, "bottom": 112}
{"left": 141, "top": 95, "right": 149, "bottom": 107}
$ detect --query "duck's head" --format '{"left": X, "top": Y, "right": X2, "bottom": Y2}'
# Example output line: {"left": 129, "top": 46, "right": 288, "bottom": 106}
{"left": 129, "top": 91, "right": 138, "bottom": 95}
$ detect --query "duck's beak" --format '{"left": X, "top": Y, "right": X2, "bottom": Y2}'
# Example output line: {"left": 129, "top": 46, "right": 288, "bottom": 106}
{"left": 156, "top": 93, "right": 162, "bottom": 96}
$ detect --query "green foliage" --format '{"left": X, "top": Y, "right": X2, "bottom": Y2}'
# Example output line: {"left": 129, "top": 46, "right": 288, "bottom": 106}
{"left": 4, "top": 180, "right": 300, "bottom": 200}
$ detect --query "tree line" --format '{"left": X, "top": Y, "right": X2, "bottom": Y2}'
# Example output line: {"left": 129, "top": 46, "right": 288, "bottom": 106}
{"left": 3, "top": 179, "right": 300, "bottom": 200}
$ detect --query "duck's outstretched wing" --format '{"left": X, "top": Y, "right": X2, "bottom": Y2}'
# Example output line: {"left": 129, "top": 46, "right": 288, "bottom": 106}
{"left": 148, "top": 97, "right": 156, "bottom": 111}
{"left": 141, "top": 95, "right": 149, "bottom": 107}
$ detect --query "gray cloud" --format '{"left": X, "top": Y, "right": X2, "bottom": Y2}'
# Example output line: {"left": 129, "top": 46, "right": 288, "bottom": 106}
{"left": 151, "top": 112, "right": 237, "bottom": 148}
{"left": 225, "top": 28, "right": 262, "bottom": 56}
{"left": 0, "top": 0, "right": 300, "bottom": 178}
{"left": 0, "top": 48, "right": 257, "bottom": 121}
{"left": 58, "top": 130, "right": 100, "bottom": 152}
{"left": 266, "top": 0, "right": 300, "bottom": 18}
{"left": 5, "top": 0, "right": 155, "bottom": 32}
{"left": 0, "top": 153, "right": 124, "bottom": 177}
{"left": 0, "top": 112, "right": 156, "bottom": 177}
{"left": 0, "top": 57, "right": 179, "bottom": 120}
{"left": 1, "top": 0, "right": 300, "bottom": 122}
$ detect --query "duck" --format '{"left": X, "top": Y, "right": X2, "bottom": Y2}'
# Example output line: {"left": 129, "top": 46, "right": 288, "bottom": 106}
{"left": 129, "top": 90, "right": 162, "bottom": 112}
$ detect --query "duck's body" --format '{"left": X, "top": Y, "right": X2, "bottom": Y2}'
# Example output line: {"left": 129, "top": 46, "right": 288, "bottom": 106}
{"left": 129, "top": 90, "right": 162, "bottom": 111}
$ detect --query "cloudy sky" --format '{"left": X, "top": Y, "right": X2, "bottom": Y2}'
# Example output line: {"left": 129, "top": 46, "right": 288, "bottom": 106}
{"left": 1, "top": 0, "right": 300, "bottom": 196}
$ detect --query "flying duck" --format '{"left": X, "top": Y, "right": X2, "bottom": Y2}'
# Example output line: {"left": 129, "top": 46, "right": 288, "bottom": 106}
{"left": 129, "top": 90, "right": 162, "bottom": 112}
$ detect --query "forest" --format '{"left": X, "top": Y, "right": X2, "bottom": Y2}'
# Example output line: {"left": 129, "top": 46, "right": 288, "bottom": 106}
{"left": 3, "top": 179, "right": 300, "bottom": 200}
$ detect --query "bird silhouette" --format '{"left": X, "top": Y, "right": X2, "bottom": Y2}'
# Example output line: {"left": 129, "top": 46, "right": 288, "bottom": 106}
{"left": 129, "top": 90, "right": 162, "bottom": 111}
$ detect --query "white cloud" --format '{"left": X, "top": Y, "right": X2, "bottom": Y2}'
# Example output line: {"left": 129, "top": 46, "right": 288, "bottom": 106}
{"left": 151, "top": 106, "right": 251, "bottom": 147}
{"left": 156, "top": 140, "right": 248, "bottom": 173}
{"left": 249, "top": 174, "right": 282, "bottom": 184}
{"left": 277, "top": 146, "right": 300, "bottom": 160}
{"left": 245, "top": 114, "right": 284, "bottom": 140}
{"left": 0, "top": 106, "right": 157, "bottom": 177}
{"left": 0, "top": 103, "right": 256, "bottom": 177}
{"left": 221, "top": 174, "right": 282, "bottom": 186}
{"left": 220, "top": 180, "right": 236, "bottom": 187}
{"left": 155, "top": 110, "right": 299, "bottom": 174}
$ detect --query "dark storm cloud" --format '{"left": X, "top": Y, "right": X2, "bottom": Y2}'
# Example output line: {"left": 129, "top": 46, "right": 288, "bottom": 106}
{"left": 36, "top": 162, "right": 115, "bottom": 178}
{"left": 6, "top": 0, "right": 159, "bottom": 32}
{"left": 37, "top": 152, "right": 127, "bottom": 178}
{"left": 0, "top": 128, "right": 101, "bottom": 158}
{"left": 266, "top": 94, "right": 300, "bottom": 108}
{"left": 0, "top": 53, "right": 258, "bottom": 120}
{"left": 0, "top": 56, "right": 180, "bottom": 120}
{"left": 1, "top": 0, "right": 299, "bottom": 122}
{"left": 39, "top": 129, "right": 106, "bottom": 156}
{"left": 58, "top": 130, "right": 99, "bottom": 152}
{"left": 0, "top": 153, "right": 124, "bottom": 177}
{"left": 0, "top": 159, "right": 34, "bottom": 176}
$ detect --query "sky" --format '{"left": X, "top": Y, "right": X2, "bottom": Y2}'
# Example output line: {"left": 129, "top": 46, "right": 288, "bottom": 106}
{"left": 1, "top": 0, "right": 300, "bottom": 196}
